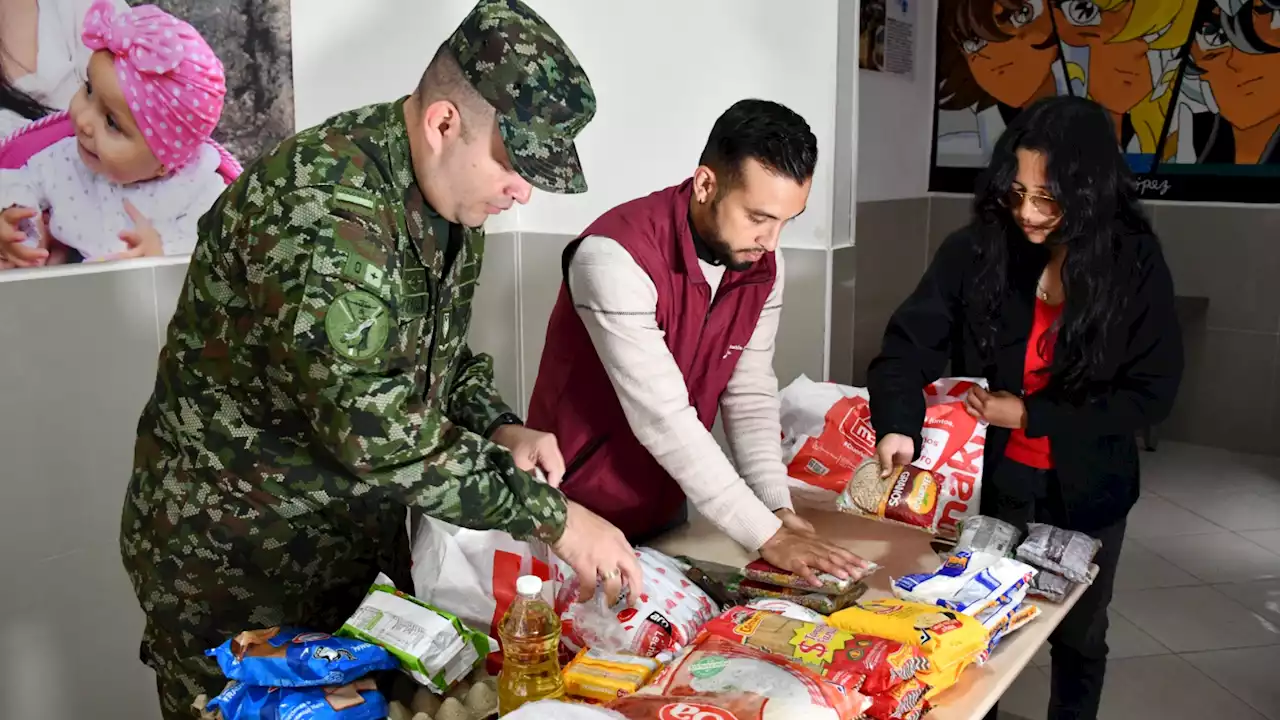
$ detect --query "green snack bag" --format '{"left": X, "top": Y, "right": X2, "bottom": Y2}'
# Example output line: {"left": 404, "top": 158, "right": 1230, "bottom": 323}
{"left": 338, "top": 573, "right": 498, "bottom": 694}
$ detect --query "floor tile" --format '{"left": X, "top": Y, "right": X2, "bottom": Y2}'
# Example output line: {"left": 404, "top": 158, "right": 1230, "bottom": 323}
{"left": 1140, "top": 532, "right": 1280, "bottom": 584}
{"left": 1115, "top": 539, "right": 1202, "bottom": 590}
{"left": 1211, "top": 579, "right": 1280, "bottom": 627}
{"left": 991, "top": 666, "right": 1048, "bottom": 720}
{"left": 1030, "top": 610, "right": 1169, "bottom": 666}
{"left": 1097, "top": 655, "right": 1267, "bottom": 720}
{"left": 1125, "top": 495, "right": 1224, "bottom": 539}
{"left": 1156, "top": 488, "right": 1280, "bottom": 532}
{"left": 1240, "top": 530, "right": 1280, "bottom": 555}
{"left": 1111, "top": 586, "right": 1280, "bottom": 652}
{"left": 1183, "top": 646, "right": 1280, "bottom": 720}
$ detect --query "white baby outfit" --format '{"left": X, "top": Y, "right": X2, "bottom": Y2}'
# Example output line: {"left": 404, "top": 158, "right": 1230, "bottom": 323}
{"left": 0, "top": 135, "right": 225, "bottom": 259}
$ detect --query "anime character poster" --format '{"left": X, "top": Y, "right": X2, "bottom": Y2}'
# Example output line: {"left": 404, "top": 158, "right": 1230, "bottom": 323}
{"left": 0, "top": 0, "right": 293, "bottom": 272}
{"left": 929, "top": 0, "right": 1280, "bottom": 202}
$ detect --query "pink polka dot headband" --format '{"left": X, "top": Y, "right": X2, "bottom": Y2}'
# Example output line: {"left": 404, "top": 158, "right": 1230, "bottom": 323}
{"left": 81, "top": 0, "right": 226, "bottom": 171}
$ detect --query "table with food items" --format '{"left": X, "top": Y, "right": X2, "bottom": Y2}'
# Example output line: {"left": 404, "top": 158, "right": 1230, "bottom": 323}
{"left": 187, "top": 492, "right": 1102, "bottom": 720}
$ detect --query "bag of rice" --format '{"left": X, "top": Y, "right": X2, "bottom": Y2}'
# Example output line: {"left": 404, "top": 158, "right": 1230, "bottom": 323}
{"left": 891, "top": 555, "right": 1037, "bottom": 617}
{"left": 836, "top": 460, "right": 943, "bottom": 535}
{"left": 633, "top": 633, "right": 869, "bottom": 720}
{"left": 826, "top": 599, "right": 989, "bottom": 698}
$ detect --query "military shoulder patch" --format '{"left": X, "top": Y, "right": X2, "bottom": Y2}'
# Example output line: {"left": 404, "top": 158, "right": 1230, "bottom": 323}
{"left": 325, "top": 290, "right": 392, "bottom": 361}
{"left": 333, "top": 185, "right": 379, "bottom": 218}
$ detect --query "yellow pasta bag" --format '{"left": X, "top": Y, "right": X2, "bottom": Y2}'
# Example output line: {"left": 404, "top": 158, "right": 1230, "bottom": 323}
{"left": 826, "top": 598, "right": 988, "bottom": 697}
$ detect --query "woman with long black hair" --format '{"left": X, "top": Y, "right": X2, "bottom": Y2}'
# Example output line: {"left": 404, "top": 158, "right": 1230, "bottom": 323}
{"left": 867, "top": 94, "right": 1184, "bottom": 720}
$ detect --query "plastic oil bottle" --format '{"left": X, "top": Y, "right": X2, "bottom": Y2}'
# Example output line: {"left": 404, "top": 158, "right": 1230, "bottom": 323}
{"left": 497, "top": 575, "right": 565, "bottom": 715}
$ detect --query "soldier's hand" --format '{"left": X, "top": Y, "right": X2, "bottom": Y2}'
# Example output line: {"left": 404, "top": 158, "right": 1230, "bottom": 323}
{"left": 552, "top": 501, "right": 643, "bottom": 607}
{"left": 492, "top": 424, "right": 566, "bottom": 487}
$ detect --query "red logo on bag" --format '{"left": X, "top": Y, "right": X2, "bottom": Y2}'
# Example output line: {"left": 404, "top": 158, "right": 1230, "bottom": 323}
{"left": 659, "top": 702, "right": 738, "bottom": 720}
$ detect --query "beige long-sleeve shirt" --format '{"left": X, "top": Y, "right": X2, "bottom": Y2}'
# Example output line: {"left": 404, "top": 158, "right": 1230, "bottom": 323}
{"left": 566, "top": 235, "right": 794, "bottom": 551}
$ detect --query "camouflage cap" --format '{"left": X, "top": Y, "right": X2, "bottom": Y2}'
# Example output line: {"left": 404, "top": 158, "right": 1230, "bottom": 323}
{"left": 447, "top": 0, "right": 595, "bottom": 194}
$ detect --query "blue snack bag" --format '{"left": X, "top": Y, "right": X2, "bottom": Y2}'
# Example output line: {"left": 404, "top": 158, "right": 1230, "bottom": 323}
{"left": 206, "top": 627, "right": 398, "bottom": 688}
{"left": 205, "top": 678, "right": 389, "bottom": 720}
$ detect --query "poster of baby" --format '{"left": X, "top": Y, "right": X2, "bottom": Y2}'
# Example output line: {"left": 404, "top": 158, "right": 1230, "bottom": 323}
{"left": 0, "top": 0, "right": 294, "bottom": 270}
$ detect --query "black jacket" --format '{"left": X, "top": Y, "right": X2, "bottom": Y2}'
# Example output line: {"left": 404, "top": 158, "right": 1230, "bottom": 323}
{"left": 867, "top": 225, "right": 1184, "bottom": 531}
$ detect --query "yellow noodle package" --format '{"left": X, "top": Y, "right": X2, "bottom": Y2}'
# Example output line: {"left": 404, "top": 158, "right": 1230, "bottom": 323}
{"left": 827, "top": 598, "right": 989, "bottom": 698}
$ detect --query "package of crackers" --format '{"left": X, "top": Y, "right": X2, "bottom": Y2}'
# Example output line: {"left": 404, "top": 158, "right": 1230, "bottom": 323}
{"left": 836, "top": 459, "right": 943, "bottom": 534}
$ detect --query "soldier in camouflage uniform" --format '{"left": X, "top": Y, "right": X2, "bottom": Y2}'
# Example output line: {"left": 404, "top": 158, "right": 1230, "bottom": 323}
{"left": 119, "top": 1, "right": 643, "bottom": 717}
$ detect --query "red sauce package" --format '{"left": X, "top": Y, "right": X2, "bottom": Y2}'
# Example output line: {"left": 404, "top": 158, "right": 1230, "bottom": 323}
{"left": 632, "top": 633, "right": 869, "bottom": 720}
{"left": 701, "top": 607, "right": 929, "bottom": 695}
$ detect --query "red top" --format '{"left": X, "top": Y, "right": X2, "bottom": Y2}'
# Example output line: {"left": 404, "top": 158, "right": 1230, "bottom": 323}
{"left": 525, "top": 179, "right": 777, "bottom": 540}
{"left": 1005, "top": 298, "right": 1064, "bottom": 470}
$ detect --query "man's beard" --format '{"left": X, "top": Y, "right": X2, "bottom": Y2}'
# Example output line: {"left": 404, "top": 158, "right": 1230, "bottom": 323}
{"left": 703, "top": 225, "right": 757, "bottom": 272}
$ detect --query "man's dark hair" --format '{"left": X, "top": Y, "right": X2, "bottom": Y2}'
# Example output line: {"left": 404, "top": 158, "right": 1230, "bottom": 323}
{"left": 415, "top": 43, "right": 494, "bottom": 138}
{"left": 698, "top": 99, "right": 818, "bottom": 188}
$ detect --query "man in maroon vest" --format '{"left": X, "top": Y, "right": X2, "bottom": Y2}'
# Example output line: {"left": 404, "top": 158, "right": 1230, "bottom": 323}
{"left": 526, "top": 100, "right": 868, "bottom": 585}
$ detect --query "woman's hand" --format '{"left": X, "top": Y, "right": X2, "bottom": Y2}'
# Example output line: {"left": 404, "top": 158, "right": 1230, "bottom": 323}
{"left": 965, "top": 387, "right": 1028, "bottom": 429}
{"left": 874, "top": 433, "right": 915, "bottom": 478}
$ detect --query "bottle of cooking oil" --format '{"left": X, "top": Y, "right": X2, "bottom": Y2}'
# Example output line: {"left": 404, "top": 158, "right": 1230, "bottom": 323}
{"left": 497, "top": 575, "right": 565, "bottom": 715}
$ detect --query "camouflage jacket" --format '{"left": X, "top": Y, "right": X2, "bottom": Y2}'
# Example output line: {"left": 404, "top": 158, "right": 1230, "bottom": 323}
{"left": 123, "top": 99, "right": 568, "bottom": 606}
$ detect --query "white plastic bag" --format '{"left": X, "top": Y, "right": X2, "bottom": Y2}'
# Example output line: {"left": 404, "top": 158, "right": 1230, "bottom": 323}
{"left": 409, "top": 518, "right": 714, "bottom": 663}
{"left": 409, "top": 514, "right": 562, "bottom": 654}
{"left": 780, "top": 375, "right": 989, "bottom": 539}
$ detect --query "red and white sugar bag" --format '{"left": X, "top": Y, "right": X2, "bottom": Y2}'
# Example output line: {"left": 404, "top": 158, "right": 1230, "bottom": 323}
{"left": 780, "top": 375, "right": 989, "bottom": 539}
{"left": 556, "top": 548, "right": 717, "bottom": 660}
{"left": 624, "top": 633, "right": 869, "bottom": 720}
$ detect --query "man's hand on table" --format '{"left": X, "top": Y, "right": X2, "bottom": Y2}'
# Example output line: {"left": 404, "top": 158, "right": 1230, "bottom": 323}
{"left": 551, "top": 500, "right": 644, "bottom": 607}
{"left": 775, "top": 508, "right": 817, "bottom": 535}
{"left": 759, "top": 520, "right": 875, "bottom": 588}
{"left": 492, "top": 424, "right": 567, "bottom": 487}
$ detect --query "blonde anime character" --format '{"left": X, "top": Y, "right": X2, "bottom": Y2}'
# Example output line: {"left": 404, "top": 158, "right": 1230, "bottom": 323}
{"left": 1053, "top": 0, "right": 1198, "bottom": 164}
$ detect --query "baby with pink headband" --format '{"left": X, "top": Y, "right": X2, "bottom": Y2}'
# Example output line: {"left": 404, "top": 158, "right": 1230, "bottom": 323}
{"left": 0, "top": 0, "right": 229, "bottom": 267}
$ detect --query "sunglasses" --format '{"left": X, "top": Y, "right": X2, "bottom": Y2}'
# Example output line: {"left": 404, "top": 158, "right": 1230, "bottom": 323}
{"left": 1000, "top": 187, "right": 1062, "bottom": 221}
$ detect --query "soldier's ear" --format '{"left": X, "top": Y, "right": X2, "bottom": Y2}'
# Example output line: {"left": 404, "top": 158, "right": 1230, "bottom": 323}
{"left": 422, "top": 99, "right": 463, "bottom": 152}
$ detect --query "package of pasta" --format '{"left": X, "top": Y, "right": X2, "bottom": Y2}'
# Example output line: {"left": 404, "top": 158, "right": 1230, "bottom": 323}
{"left": 562, "top": 647, "right": 662, "bottom": 704}
{"left": 743, "top": 557, "right": 880, "bottom": 596}
{"left": 635, "top": 633, "right": 869, "bottom": 720}
{"left": 203, "top": 678, "right": 389, "bottom": 720}
{"left": 864, "top": 678, "right": 930, "bottom": 720}
{"left": 827, "top": 599, "right": 989, "bottom": 698}
{"left": 740, "top": 578, "right": 867, "bottom": 614}
{"left": 1016, "top": 523, "right": 1101, "bottom": 584}
{"left": 837, "top": 460, "right": 942, "bottom": 535}
{"left": 205, "top": 627, "right": 398, "bottom": 689}
{"left": 702, "top": 606, "right": 929, "bottom": 696}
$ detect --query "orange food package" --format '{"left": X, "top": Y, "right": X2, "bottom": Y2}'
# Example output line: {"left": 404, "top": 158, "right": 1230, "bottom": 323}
{"left": 630, "top": 633, "right": 869, "bottom": 720}
{"left": 865, "top": 678, "right": 930, "bottom": 720}
{"left": 700, "top": 606, "right": 929, "bottom": 695}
